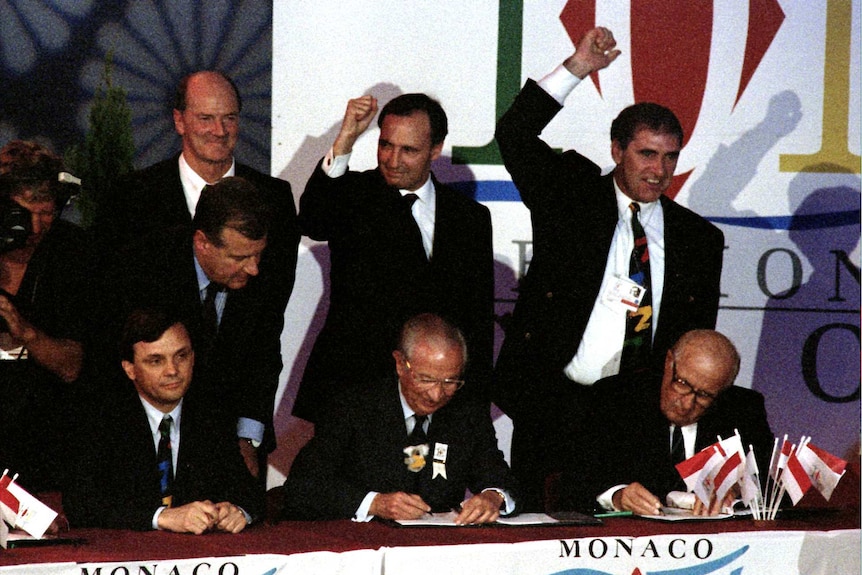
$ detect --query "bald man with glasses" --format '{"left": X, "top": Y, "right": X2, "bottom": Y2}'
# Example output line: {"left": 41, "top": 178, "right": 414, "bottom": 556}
{"left": 557, "top": 330, "right": 774, "bottom": 516}
{"left": 281, "top": 313, "right": 517, "bottom": 524}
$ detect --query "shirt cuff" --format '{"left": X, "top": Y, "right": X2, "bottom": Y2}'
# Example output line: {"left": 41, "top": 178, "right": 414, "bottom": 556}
{"left": 597, "top": 484, "right": 628, "bottom": 511}
{"left": 237, "top": 418, "right": 264, "bottom": 445}
{"left": 537, "top": 64, "right": 583, "bottom": 105}
{"left": 353, "top": 491, "right": 379, "bottom": 522}
{"left": 481, "top": 488, "right": 516, "bottom": 516}
{"left": 152, "top": 506, "right": 167, "bottom": 530}
{"left": 322, "top": 148, "right": 351, "bottom": 178}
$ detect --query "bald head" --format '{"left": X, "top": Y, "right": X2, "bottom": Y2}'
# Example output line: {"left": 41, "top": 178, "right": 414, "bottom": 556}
{"left": 660, "top": 330, "right": 740, "bottom": 426}
{"left": 672, "top": 330, "right": 740, "bottom": 389}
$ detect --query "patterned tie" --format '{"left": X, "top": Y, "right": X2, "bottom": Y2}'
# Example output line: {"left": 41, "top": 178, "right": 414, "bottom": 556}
{"left": 620, "top": 202, "right": 653, "bottom": 372}
{"left": 157, "top": 415, "right": 173, "bottom": 507}
{"left": 401, "top": 193, "right": 428, "bottom": 263}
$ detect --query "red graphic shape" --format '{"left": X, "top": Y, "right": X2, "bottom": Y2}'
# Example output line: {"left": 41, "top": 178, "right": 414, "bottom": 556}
{"left": 736, "top": 0, "right": 785, "bottom": 109}
{"left": 666, "top": 170, "right": 692, "bottom": 201}
{"left": 631, "top": 569, "right": 644, "bottom": 575}
{"left": 630, "top": 0, "right": 712, "bottom": 149}
{"left": 559, "top": 1, "right": 600, "bottom": 94}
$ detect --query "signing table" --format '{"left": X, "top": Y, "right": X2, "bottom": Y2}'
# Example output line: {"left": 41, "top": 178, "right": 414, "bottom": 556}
{"left": 0, "top": 508, "right": 858, "bottom": 575}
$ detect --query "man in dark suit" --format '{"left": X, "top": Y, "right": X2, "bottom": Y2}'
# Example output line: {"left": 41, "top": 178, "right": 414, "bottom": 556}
{"left": 558, "top": 330, "right": 773, "bottom": 516}
{"left": 100, "top": 178, "right": 282, "bottom": 478}
{"left": 283, "top": 314, "right": 516, "bottom": 524}
{"left": 94, "top": 70, "right": 299, "bottom": 364}
{"left": 493, "top": 27, "right": 725, "bottom": 509}
{"left": 294, "top": 93, "right": 494, "bottom": 423}
{"left": 65, "top": 309, "right": 263, "bottom": 532}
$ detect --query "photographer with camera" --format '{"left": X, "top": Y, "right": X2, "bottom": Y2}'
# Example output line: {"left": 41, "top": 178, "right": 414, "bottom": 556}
{"left": 0, "top": 140, "right": 95, "bottom": 493}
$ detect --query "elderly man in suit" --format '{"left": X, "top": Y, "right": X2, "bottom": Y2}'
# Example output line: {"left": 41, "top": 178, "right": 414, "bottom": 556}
{"left": 283, "top": 313, "right": 516, "bottom": 524}
{"left": 99, "top": 177, "right": 281, "bottom": 478}
{"left": 293, "top": 93, "right": 494, "bottom": 424}
{"left": 65, "top": 309, "right": 263, "bottom": 532}
{"left": 493, "top": 27, "right": 725, "bottom": 510}
{"left": 558, "top": 330, "right": 774, "bottom": 516}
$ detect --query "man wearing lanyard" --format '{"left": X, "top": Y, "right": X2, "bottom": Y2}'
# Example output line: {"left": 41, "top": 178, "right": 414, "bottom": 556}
{"left": 494, "top": 27, "right": 725, "bottom": 510}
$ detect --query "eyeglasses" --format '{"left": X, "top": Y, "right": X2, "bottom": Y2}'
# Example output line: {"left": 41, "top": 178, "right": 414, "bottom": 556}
{"left": 670, "top": 361, "right": 718, "bottom": 407}
{"left": 404, "top": 359, "right": 465, "bottom": 393}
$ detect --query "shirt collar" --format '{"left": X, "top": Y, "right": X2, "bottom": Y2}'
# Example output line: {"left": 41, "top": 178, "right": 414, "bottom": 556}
{"left": 613, "top": 180, "right": 660, "bottom": 222}
{"left": 193, "top": 253, "right": 210, "bottom": 292}
{"left": 397, "top": 380, "right": 433, "bottom": 426}
{"left": 139, "top": 395, "right": 183, "bottom": 437}
{"left": 399, "top": 175, "right": 435, "bottom": 204}
{"left": 178, "top": 154, "right": 236, "bottom": 215}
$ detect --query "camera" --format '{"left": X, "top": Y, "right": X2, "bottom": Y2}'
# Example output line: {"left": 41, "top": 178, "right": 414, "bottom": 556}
{"left": 0, "top": 195, "right": 31, "bottom": 254}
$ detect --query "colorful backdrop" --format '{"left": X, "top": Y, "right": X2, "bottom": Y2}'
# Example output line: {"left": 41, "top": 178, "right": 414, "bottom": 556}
{"left": 0, "top": 1, "right": 858, "bottom": 488}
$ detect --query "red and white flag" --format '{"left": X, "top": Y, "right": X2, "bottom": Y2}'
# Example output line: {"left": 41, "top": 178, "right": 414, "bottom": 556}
{"left": 770, "top": 439, "right": 793, "bottom": 480}
{"left": 781, "top": 448, "right": 813, "bottom": 504}
{"left": 795, "top": 443, "right": 847, "bottom": 501}
{"left": 714, "top": 451, "right": 743, "bottom": 504}
{"left": 6, "top": 481, "right": 57, "bottom": 538}
{"left": 676, "top": 444, "right": 723, "bottom": 492}
{"left": 0, "top": 473, "right": 19, "bottom": 525}
{"left": 739, "top": 448, "right": 762, "bottom": 505}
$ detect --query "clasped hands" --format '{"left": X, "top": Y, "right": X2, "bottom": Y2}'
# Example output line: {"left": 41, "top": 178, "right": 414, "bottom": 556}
{"left": 158, "top": 500, "right": 248, "bottom": 534}
{"left": 370, "top": 490, "right": 503, "bottom": 525}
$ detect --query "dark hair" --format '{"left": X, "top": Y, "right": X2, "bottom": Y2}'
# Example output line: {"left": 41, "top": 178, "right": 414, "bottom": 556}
{"left": 610, "top": 103, "right": 683, "bottom": 150}
{"left": 192, "top": 177, "right": 271, "bottom": 246}
{"left": 174, "top": 71, "right": 242, "bottom": 113}
{"left": 378, "top": 93, "right": 448, "bottom": 146}
{"left": 119, "top": 308, "right": 186, "bottom": 363}
{"left": 0, "top": 140, "right": 67, "bottom": 203}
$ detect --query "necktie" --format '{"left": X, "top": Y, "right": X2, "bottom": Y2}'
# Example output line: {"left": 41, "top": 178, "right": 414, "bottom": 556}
{"left": 620, "top": 202, "right": 653, "bottom": 372}
{"left": 157, "top": 415, "right": 173, "bottom": 507}
{"left": 406, "top": 414, "right": 429, "bottom": 494}
{"left": 401, "top": 193, "right": 428, "bottom": 263}
{"left": 408, "top": 414, "right": 428, "bottom": 445}
{"left": 202, "top": 282, "right": 220, "bottom": 334}
{"left": 671, "top": 425, "right": 685, "bottom": 465}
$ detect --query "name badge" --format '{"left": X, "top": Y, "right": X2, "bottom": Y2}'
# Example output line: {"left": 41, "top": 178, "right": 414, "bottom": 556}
{"left": 601, "top": 275, "right": 647, "bottom": 313}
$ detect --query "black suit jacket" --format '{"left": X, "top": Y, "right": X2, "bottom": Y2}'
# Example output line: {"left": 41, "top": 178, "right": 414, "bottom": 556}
{"left": 283, "top": 379, "right": 516, "bottom": 520}
{"left": 557, "top": 371, "right": 774, "bottom": 512}
{"left": 65, "top": 385, "right": 263, "bottom": 530}
{"left": 294, "top": 162, "right": 494, "bottom": 422}
{"left": 98, "top": 227, "right": 284, "bottom": 451}
{"left": 95, "top": 154, "right": 300, "bottom": 322}
{"left": 493, "top": 80, "right": 725, "bottom": 422}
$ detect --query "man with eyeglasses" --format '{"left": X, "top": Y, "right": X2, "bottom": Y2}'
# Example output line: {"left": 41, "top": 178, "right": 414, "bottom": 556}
{"left": 282, "top": 313, "right": 516, "bottom": 524}
{"left": 557, "top": 330, "right": 773, "bottom": 516}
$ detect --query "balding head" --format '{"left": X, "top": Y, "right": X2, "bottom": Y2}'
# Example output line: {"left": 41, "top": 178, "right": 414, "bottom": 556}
{"left": 660, "top": 330, "right": 740, "bottom": 426}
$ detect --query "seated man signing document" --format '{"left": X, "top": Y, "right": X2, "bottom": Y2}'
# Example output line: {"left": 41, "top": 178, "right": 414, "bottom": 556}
{"left": 282, "top": 313, "right": 517, "bottom": 525}
{"left": 558, "top": 330, "right": 773, "bottom": 516}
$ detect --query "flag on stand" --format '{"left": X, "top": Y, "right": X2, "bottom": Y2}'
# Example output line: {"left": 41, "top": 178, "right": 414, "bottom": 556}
{"left": 781, "top": 448, "right": 812, "bottom": 504}
{"left": 5, "top": 481, "right": 57, "bottom": 538}
{"left": 771, "top": 439, "right": 793, "bottom": 480}
{"left": 795, "top": 443, "right": 847, "bottom": 501}
{"left": 739, "top": 448, "right": 761, "bottom": 505}
{"left": 0, "top": 473, "right": 19, "bottom": 525}
{"left": 714, "top": 451, "right": 743, "bottom": 504}
{"left": 676, "top": 445, "right": 723, "bottom": 493}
